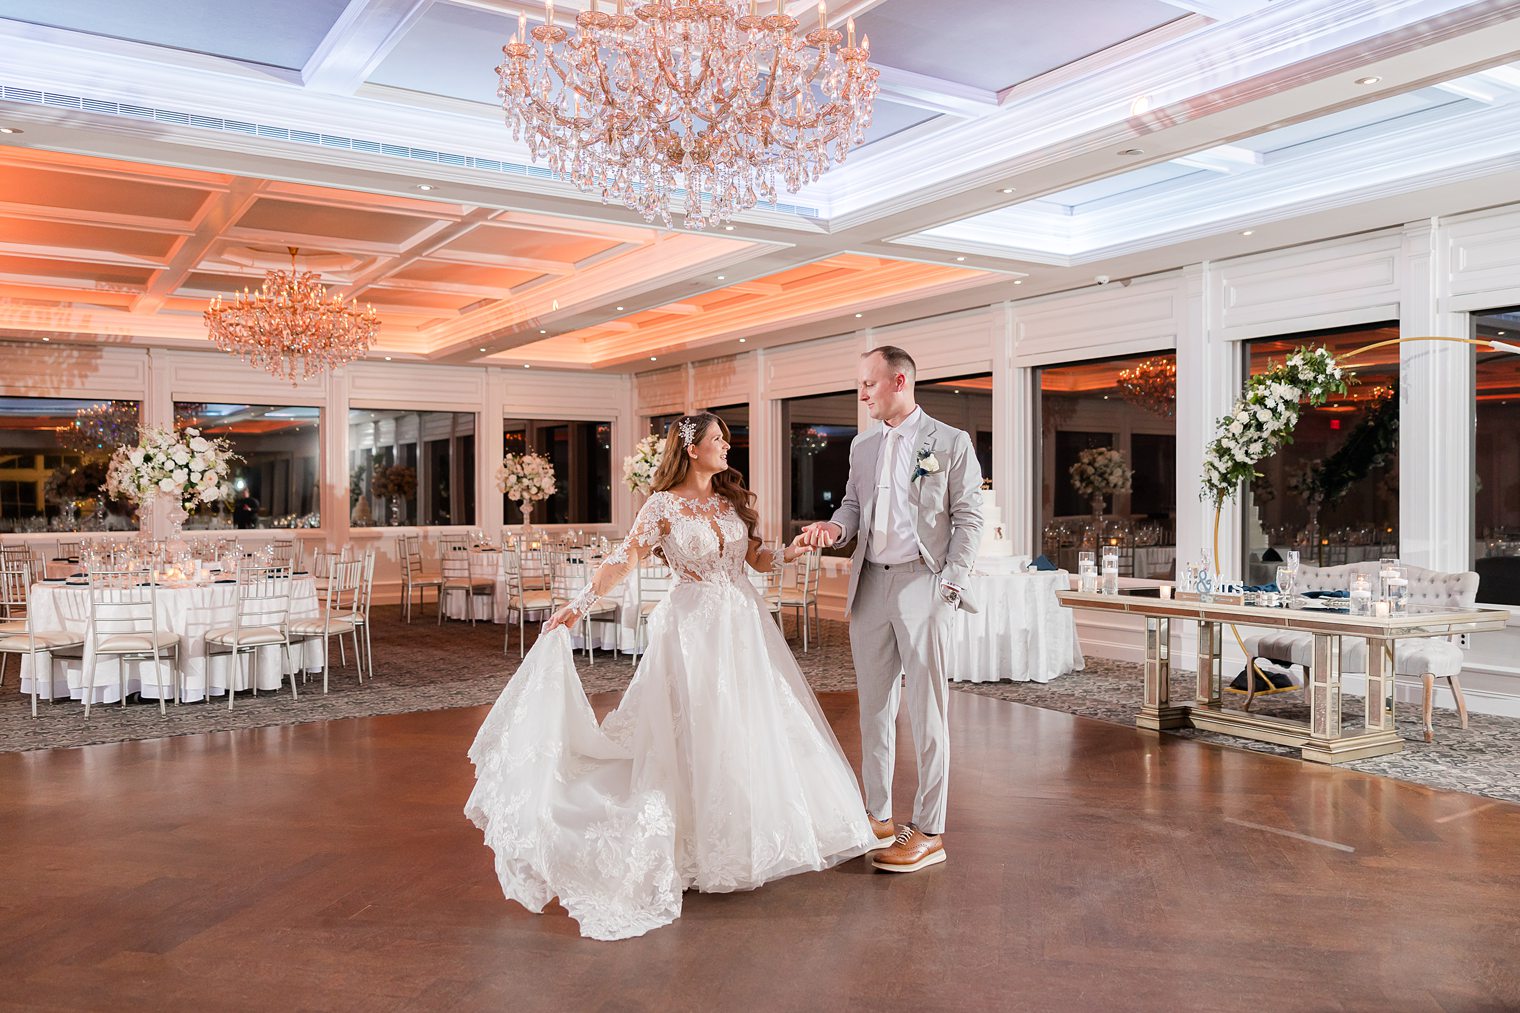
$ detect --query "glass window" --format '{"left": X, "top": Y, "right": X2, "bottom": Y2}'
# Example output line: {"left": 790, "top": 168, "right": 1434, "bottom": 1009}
{"left": 917, "top": 374, "right": 994, "bottom": 485}
{"left": 782, "top": 390, "right": 858, "bottom": 552}
{"left": 348, "top": 409, "right": 476, "bottom": 527}
{"left": 1037, "top": 353, "right": 1176, "bottom": 576}
{"left": 503, "top": 419, "right": 612, "bottom": 525}
{"left": 707, "top": 403, "right": 750, "bottom": 486}
{"left": 1241, "top": 324, "right": 1399, "bottom": 581}
{"left": 1473, "top": 307, "right": 1520, "bottom": 604}
{"left": 648, "top": 412, "right": 682, "bottom": 438}
{"left": 174, "top": 402, "right": 321, "bottom": 530}
{"left": 0, "top": 397, "right": 141, "bottom": 533}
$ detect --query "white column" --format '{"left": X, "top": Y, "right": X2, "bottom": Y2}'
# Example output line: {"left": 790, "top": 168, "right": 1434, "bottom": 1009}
{"left": 481, "top": 367, "right": 508, "bottom": 534}
{"left": 752, "top": 349, "right": 783, "bottom": 541}
{"left": 324, "top": 365, "right": 350, "bottom": 551}
{"left": 1399, "top": 218, "right": 1471, "bottom": 570}
{"left": 997, "top": 301, "right": 1036, "bottom": 555}
{"left": 1176, "top": 262, "right": 1242, "bottom": 582}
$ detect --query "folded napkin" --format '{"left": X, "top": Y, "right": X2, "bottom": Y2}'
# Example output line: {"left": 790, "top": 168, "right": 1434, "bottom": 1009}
{"left": 214, "top": 578, "right": 237, "bottom": 584}
{"left": 1032, "top": 554, "right": 1057, "bottom": 571}
{"left": 1241, "top": 583, "right": 1280, "bottom": 593}
{"left": 69, "top": 572, "right": 86, "bottom": 579}
{"left": 52, "top": 557, "right": 69, "bottom": 562}
{"left": 1302, "top": 589, "right": 1349, "bottom": 599}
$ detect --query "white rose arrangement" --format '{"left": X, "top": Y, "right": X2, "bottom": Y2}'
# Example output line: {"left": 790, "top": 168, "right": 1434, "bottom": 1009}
{"left": 622, "top": 434, "right": 665, "bottom": 494}
{"left": 1201, "top": 345, "right": 1346, "bottom": 506}
{"left": 104, "top": 425, "right": 239, "bottom": 512}
{"left": 1069, "top": 447, "right": 1133, "bottom": 500}
{"left": 496, "top": 451, "right": 558, "bottom": 504}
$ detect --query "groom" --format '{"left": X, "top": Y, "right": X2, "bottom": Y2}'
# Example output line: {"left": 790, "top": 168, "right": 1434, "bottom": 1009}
{"left": 797, "top": 345, "right": 983, "bottom": 873}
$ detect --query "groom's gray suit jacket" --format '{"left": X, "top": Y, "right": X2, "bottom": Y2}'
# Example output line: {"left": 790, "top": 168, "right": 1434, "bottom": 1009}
{"left": 827, "top": 411, "right": 985, "bottom": 613}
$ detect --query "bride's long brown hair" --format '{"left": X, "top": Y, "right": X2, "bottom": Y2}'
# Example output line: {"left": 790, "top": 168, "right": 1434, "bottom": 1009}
{"left": 650, "top": 412, "right": 761, "bottom": 544}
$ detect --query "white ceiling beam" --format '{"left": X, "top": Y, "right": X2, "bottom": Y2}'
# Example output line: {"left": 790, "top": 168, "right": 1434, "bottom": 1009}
{"left": 873, "top": 64, "right": 1000, "bottom": 118}
{"left": 726, "top": 281, "right": 785, "bottom": 296}
{"left": 302, "top": 0, "right": 438, "bottom": 95}
{"left": 425, "top": 249, "right": 577, "bottom": 275}
{"left": 1170, "top": 144, "right": 1265, "bottom": 174}
{"left": 657, "top": 302, "right": 704, "bottom": 316}
{"left": 133, "top": 179, "right": 268, "bottom": 314}
{"left": 1152, "top": 0, "right": 1272, "bottom": 18}
{"left": 0, "top": 203, "right": 197, "bottom": 237}
{"left": 0, "top": 243, "right": 165, "bottom": 271}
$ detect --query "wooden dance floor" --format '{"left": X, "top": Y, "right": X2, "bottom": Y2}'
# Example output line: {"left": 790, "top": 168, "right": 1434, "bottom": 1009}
{"left": 3, "top": 691, "right": 1520, "bottom": 1011}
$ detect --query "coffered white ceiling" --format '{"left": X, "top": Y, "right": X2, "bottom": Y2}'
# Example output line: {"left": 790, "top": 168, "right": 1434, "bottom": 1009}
{"left": 1, "top": 0, "right": 1520, "bottom": 370}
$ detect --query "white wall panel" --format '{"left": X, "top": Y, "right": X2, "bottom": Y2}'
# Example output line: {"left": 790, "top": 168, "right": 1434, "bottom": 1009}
{"left": 763, "top": 332, "right": 859, "bottom": 400}
{"left": 1213, "top": 231, "right": 1402, "bottom": 340}
{"left": 692, "top": 354, "right": 754, "bottom": 408}
{"left": 160, "top": 350, "right": 326, "bottom": 405}
{"left": 634, "top": 366, "right": 687, "bottom": 415}
{"left": 1445, "top": 205, "right": 1520, "bottom": 311}
{"left": 349, "top": 361, "right": 486, "bottom": 409}
{"left": 0, "top": 341, "right": 148, "bottom": 399}
{"left": 1012, "top": 274, "right": 1182, "bottom": 367}
{"left": 872, "top": 306, "right": 994, "bottom": 378}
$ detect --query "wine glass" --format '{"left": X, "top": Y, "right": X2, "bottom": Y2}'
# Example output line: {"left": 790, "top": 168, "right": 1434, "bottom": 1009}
{"left": 1275, "top": 565, "right": 1294, "bottom": 607}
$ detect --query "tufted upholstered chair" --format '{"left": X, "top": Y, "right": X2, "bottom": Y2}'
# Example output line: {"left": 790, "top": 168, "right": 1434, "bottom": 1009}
{"left": 1242, "top": 561, "right": 1479, "bottom": 742}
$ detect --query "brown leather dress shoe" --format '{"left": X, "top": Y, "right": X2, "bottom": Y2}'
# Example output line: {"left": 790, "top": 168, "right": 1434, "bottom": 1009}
{"left": 867, "top": 814, "right": 898, "bottom": 851}
{"left": 871, "top": 824, "right": 946, "bottom": 872}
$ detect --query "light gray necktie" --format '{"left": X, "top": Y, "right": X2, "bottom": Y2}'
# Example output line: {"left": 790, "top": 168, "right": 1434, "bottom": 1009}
{"left": 870, "top": 427, "right": 898, "bottom": 558}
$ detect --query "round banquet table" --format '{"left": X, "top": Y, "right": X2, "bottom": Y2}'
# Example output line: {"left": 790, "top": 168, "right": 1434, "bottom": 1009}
{"left": 948, "top": 564, "right": 1083, "bottom": 684}
{"left": 19, "top": 576, "right": 324, "bottom": 704}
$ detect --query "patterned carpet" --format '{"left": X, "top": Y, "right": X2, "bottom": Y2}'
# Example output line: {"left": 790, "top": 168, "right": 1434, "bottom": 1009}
{"left": 4, "top": 609, "right": 1517, "bottom": 804}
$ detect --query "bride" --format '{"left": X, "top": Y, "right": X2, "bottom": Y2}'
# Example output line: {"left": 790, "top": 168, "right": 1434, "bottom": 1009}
{"left": 465, "top": 412, "right": 884, "bottom": 941}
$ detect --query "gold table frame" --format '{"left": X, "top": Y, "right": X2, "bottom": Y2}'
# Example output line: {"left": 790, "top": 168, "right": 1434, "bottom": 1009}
{"left": 1057, "top": 591, "right": 1511, "bottom": 763}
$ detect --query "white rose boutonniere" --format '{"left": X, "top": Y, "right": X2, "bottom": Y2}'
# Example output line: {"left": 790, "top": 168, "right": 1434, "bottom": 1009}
{"left": 912, "top": 448, "right": 940, "bottom": 482}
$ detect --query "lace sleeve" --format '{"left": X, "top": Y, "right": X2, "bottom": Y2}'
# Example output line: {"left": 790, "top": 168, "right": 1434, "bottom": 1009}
{"left": 567, "top": 495, "right": 667, "bottom": 615}
{"left": 746, "top": 539, "right": 786, "bottom": 574}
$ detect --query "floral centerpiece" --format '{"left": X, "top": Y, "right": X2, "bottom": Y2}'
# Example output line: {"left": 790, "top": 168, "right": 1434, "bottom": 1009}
{"left": 1069, "top": 446, "right": 1132, "bottom": 528}
{"left": 371, "top": 464, "right": 418, "bottom": 525}
{"left": 1201, "top": 345, "right": 1346, "bottom": 507}
{"left": 496, "top": 451, "right": 557, "bottom": 530}
{"left": 104, "top": 426, "right": 239, "bottom": 538}
{"left": 622, "top": 434, "right": 664, "bottom": 495}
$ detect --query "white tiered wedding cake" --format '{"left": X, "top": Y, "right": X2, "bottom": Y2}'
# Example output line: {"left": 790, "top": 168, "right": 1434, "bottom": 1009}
{"left": 978, "top": 488, "right": 1013, "bottom": 557}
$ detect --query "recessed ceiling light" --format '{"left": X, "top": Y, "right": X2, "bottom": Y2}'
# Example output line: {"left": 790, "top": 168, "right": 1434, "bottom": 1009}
{"left": 1000, "top": 187, "right": 1016, "bottom": 194}
{"left": 384, "top": 356, "right": 392, "bottom": 361}
{"left": 716, "top": 275, "right": 726, "bottom": 280}
{"left": 523, "top": 363, "right": 531, "bottom": 368}
{"left": 724, "top": 225, "right": 734, "bottom": 231}
{"left": 1500, "top": 331, "right": 1508, "bottom": 336}
{"left": 41, "top": 336, "right": 50, "bottom": 342}
{"left": 616, "top": 305, "right": 624, "bottom": 311}
{"left": 539, "top": 329, "right": 547, "bottom": 334}
{"left": 479, "top": 347, "right": 487, "bottom": 352}
{"left": 416, "top": 183, "right": 434, "bottom": 191}
{"left": 1241, "top": 230, "right": 1255, "bottom": 236}
{"left": 0, "top": 127, "right": 21, "bottom": 134}
{"left": 955, "top": 256, "right": 965, "bottom": 262}
{"left": 1118, "top": 148, "right": 1143, "bottom": 156}
{"left": 739, "top": 337, "right": 747, "bottom": 343}
{"left": 1355, "top": 76, "right": 1381, "bottom": 86}
{"left": 1014, "top": 279, "right": 1023, "bottom": 285}
{"left": 650, "top": 356, "right": 657, "bottom": 361}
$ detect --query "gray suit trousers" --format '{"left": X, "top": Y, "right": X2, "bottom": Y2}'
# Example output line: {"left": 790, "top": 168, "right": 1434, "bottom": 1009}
{"left": 849, "top": 559, "right": 954, "bottom": 835}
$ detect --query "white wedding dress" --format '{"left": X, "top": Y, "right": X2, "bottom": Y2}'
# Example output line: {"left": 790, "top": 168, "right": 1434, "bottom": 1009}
{"left": 465, "top": 492, "right": 875, "bottom": 941}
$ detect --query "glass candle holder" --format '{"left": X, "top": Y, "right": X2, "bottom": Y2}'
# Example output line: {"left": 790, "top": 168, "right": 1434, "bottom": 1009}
{"left": 1350, "top": 573, "right": 1373, "bottom": 616}
{"left": 1386, "top": 568, "right": 1410, "bottom": 614}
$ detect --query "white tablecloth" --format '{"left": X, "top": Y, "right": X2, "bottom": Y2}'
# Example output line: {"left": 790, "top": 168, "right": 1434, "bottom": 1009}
{"left": 20, "top": 577, "right": 323, "bottom": 704}
{"left": 948, "top": 568, "right": 1083, "bottom": 684}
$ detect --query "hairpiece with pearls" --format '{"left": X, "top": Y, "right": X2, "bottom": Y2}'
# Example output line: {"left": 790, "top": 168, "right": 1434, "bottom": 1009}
{"left": 677, "top": 417, "right": 698, "bottom": 448}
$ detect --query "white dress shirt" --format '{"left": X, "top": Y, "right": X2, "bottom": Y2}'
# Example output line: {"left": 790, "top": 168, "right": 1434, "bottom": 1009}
{"left": 866, "top": 406, "right": 923, "bottom": 565}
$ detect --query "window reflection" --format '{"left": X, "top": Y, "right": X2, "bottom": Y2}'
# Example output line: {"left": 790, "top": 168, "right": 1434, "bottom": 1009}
{"left": 175, "top": 403, "right": 321, "bottom": 530}
{"left": 348, "top": 409, "right": 476, "bottom": 527}
{"left": 1473, "top": 307, "right": 1520, "bottom": 605}
{"left": 0, "top": 397, "right": 141, "bottom": 533}
{"left": 1037, "top": 354, "right": 1176, "bottom": 577}
{"left": 503, "top": 418, "right": 612, "bottom": 525}
{"left": 1241, "top": 324, "right": 1398, "bottom": 581}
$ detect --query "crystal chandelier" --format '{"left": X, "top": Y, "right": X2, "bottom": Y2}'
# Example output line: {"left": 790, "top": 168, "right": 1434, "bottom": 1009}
{"left": 1116, "top": 357, "right": 1177, "bottom": 417}
{"left": 62, "top": 401, "right": 140, "bottom": 457}
{"left": 496, "top": 0, "right": 880, "bottom": 229}
{"left": 204, "top": 248, "right": 380, "bottom": 384}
